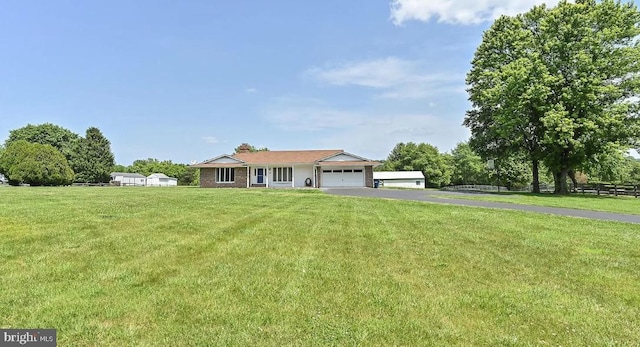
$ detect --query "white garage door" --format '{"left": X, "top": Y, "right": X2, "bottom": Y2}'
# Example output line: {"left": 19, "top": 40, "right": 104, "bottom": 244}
{"left": 322, "top": 169, "right": 365, "bottom": 187}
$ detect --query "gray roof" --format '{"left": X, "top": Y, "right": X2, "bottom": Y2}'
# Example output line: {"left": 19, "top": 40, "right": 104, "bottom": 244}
{"left": 148, "top": 173, "right": 176, "bottom": 179}
{"left": 111, "top": 172, "right": 147, "bottom": 178}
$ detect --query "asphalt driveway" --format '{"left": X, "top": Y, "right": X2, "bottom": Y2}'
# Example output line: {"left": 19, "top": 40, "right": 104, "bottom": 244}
{"left": 324, "top": 188, "right": 640, "bottom": 224}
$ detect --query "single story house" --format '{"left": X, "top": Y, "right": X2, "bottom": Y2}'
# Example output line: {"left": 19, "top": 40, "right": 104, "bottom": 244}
{"left": 147, "top": 173, "right": 178, "bottom": 187}
{"left": 191, "top": 145, "right": 379, "bottom": 188}
{"left": 110, "top": 172, "right": 147, "bottom": 186}
{"left": 373, "top": 171, "right": 425, "bottom": 189}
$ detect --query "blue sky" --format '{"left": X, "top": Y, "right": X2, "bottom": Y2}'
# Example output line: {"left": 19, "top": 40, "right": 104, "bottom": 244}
{"left": 0, "top": 0, "right": 612, "bottom": 164}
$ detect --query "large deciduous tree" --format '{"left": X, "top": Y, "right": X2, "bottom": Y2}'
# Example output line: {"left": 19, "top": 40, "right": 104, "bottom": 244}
{"left": 6, "top": 123, "right": 81, "bottom": 166}
{"left": 0, "top": 140, "right": 74, "bottom": 186}
{"left": 465, "top": 0, "right": 640, "bottom": 194}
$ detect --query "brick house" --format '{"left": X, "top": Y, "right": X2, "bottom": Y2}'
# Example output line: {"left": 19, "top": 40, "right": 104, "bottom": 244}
{"left": 192, "top": 144, "right": 379, "bottom": 188}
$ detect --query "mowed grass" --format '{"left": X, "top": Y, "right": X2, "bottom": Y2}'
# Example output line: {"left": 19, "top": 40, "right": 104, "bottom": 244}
{"left": 431, "top": 191, "right": 640, "bottom": 215}
{"left": 0, "top": 187, "right": 639, "bottom": 346}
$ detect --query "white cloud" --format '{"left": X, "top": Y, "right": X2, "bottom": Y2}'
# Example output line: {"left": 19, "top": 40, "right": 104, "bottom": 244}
{"left": 264, "top": 97, "right": 364, "bottom": 131}
{"left": 389, "top": 0, "right": 563, "bottom": 25}
{"left": 245, "top": 87, "right": 258, "bottom": 93}
{"left": 201, "top": 136, "right": 219, "bottom": 144}
{"left": 306, "top": 57, "right": 464, "bottom": 99}
{"left": 306, "top": 57, "right": 416, "bottom": 88}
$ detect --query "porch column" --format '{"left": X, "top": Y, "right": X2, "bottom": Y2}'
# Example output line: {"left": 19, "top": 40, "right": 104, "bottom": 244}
{"left": 291, "top": 166, "right": 295, "bottom": 187}
{"left": 266, "top": 166, "right": 269, "bottom": 188}
{"left": 246, "top": 166, "right": 250, "bottom": 188}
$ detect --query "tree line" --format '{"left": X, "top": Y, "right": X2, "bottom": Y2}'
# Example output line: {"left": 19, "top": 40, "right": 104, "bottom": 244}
{"left": 464, "top": 0, "right": 640, "bottom": 193}
{"left": 379, "top": 141, "right": 640, "bottom": 190}
{"left": 0, "top": 123, "right": 114, "bottom": 185}
{"left": 0, "top": 123, "right": 197, "bottom": 186}
{"left": 112, "top": 158, "right": 199, "bottom": 186}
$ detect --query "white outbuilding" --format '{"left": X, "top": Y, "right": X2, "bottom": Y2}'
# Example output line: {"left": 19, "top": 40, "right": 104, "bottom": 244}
{"left": 373, "top": 171, "right": 425, "bottom": 189}
{"left": 146, "top": 173, "right": 178, "bottom": 187}
{"left": 110, "top": 172, "right": 147, "bottom": 186}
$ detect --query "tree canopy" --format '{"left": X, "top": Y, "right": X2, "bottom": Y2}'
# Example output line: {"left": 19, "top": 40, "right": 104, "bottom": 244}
{"left": 0, "top": 140, "right": 74, "bottom": 186}
{"left": 382, "top": 142, "right": 451, "bottom": 188}
{"left": 5, "top": 123, "right": 116, "bottom": 183}
{"left": 234, "top": 143, "right": 269, "bottom": 153}
{"left": 6, "top": 123, "right": 80, "bottom": 164}
{"left": 450, "top": 142, "right": 491, "bottom": 186}
{"left": 125, "top": 158, "right": 198, "bottom": 186}
{"left": 464, "top": 0, "right": 640, "bottom": 193}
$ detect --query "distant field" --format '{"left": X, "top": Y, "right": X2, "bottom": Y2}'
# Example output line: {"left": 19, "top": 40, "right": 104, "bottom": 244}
{"left": 1, "top": 187, "right": 639, "bottom": 346}
{"left": 430, "top": 191, "right": 640, "bottom": 215}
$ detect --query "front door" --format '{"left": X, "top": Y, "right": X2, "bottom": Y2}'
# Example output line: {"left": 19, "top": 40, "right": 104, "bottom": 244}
{"left": 257, "top": 168, "right": 264, "bottom": 184}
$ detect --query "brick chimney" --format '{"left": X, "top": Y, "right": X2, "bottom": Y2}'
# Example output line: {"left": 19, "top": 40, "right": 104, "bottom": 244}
{"left": 237, "top": 143, "right": 252, "bottom": 153}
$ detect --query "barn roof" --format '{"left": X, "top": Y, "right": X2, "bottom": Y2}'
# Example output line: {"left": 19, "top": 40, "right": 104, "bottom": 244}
{"left": 111, "top": 172, "right": 146, "bottom": 178}
{"left": 148, "top": 173, "right": 170, "bottom": 179}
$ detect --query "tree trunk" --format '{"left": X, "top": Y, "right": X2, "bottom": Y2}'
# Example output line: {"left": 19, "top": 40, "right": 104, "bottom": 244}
{"left": 568, "top": 170, "right": 578, "bottom": 192}
{"left": 531, "top": 159, "right": 541, "bottom": 193}
{"left": 553, "top": 168, "right": 570, "bottom": 194}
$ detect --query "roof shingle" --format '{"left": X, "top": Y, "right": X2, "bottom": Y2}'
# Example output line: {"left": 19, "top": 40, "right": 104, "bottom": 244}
{"left": 232, "top": 150, "right": 343, "bottom": 165}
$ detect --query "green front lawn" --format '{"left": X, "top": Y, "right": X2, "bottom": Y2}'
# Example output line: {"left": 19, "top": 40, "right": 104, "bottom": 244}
{"left": 1, "top": 187, "right": 639, "bottom": 346}
{"left": 431, "top": 191, "right": 640, "bottom": 215}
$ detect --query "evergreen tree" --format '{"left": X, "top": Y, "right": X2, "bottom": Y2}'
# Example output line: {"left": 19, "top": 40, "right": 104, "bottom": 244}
{"left": 75, "top": 127, "right": 115, "bottom": 183}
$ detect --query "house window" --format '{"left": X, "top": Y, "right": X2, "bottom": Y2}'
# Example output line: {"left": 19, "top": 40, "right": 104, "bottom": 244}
{"left": 216, "top": 168, "right": 235, "bottom": 183}
{"left": 354, "top": 169, "right": 363, "bottom": 173}
{"left": 416, "top": 181, "right": 421, "bottom": 186}
{"left": 273, "top": 167, "right": 293, "bottom": 182}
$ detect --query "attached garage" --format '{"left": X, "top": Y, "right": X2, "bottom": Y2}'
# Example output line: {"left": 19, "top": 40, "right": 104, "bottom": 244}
{"left": 193, "top": 147, "right": 378, "bottom": 188}
{"left": 321, "top": 168, "right": 365, "bottom": 187}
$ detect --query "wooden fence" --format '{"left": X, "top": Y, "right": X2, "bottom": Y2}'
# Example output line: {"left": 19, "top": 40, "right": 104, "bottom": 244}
{"left": 443, "top": 183, "right": 638, "bottom": 197}
{"left": 573, "top": 183, "right": 639, "bottom": 197}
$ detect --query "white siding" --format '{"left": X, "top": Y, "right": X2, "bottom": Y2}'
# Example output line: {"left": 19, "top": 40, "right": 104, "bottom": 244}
{"left": 211, "top": 157, "right": 242, "bottom": 164}
{"left": 293, "top": 165, "right": 314, "bottom": 188}
{"left": 116, "top": 175, "right": 146, "bottom": 186}
{"left": 147, "top": 177, "right": 178, "bottom": 186}
{"left": 322, "top": 153, "right": 362, "bottom": 162}
{"left": 380, "top": 179, "right": 425, "bottom": 189}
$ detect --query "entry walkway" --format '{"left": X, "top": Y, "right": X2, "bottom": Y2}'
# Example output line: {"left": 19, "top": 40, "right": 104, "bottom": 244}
{"left": 324, "top": 188, "right": 640, "bottom": 224}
